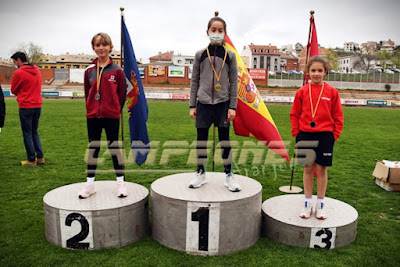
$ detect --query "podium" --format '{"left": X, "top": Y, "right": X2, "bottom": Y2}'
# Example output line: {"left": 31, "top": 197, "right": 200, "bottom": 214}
{"left": 151, "top": 172, "right": 262, "bottom": 255}
{"left": 262, "top": 195, "right": 358, "bottom": 249}
{"left": 43, "top": 181, "right": 149, "bottom": 249}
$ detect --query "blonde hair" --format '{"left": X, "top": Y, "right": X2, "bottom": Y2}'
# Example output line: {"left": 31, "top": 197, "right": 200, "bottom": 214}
{"left": 91, "top": 32, "right": 113, "bottom": 52}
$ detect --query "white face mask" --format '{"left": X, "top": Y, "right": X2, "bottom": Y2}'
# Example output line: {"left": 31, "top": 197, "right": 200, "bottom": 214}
{"left": 208, "top": 33, "right": 225, "bottom": 45}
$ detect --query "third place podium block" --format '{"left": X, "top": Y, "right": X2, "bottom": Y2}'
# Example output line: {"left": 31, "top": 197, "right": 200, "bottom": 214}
{"left": 262, "top": 195, "right": 358, "bottom": 249}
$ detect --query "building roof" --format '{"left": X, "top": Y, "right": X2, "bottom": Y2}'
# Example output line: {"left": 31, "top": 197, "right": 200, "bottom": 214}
{"left": 249, "top": 45, "right": 279, "bottom": 55}
{"left": 150, "top": 51, "right": 174, "bottom": 61}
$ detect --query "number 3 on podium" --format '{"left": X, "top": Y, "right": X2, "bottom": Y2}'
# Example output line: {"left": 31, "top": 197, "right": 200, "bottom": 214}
{"left": 310, "top": 227, "right": 336, "bottom": 250}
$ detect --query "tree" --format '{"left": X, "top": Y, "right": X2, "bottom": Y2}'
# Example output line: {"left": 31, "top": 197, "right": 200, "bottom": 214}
{"left": 391, "top": 46, "right": 400, "bottom": 68}
{"left": 353, "top": 47, "right": 377, "bottom": 73}
{"left": 325, "top": 49, "right": 339, "bottom": 71}
{"left": 377, "top": 50, "right": 392, "bottom": 69}
{"left": 12, "top": 42, "right": 44, "bottom": 65}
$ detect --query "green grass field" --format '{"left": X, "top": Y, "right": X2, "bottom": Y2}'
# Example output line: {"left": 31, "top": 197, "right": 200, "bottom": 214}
{"left": 0, "top": 99, "right": 399, "bottom": 266}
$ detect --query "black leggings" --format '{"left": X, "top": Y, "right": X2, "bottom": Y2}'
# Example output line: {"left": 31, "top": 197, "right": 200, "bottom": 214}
{"left": 197, "top": 127, "right": 231, "bottom": 174}
{"left": 87, "top": 118, "right": 124, "bottom": 177}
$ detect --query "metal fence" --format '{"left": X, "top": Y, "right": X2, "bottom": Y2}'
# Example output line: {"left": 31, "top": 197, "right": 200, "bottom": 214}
{"left": 268, "top": 73, "right": 400, "bottom": 91}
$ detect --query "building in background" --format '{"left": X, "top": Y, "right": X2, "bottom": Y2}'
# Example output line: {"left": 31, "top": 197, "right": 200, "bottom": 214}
{"left": 344, "top": 42, "right": 359, "bottom": 52}
{"left": 149, "top": 51, "right": 173, "bottom": 64}
{"left": 172, "top": 54, "right": 194, "bottom": 66}
{"left": 37, "top": 51, "right": 122, "bottom": 69}
{"left": 242, "top": 44, "right": 281, "bottom": 71}
{"left": 280, "top": 53, "right": 300, "bottom": 71}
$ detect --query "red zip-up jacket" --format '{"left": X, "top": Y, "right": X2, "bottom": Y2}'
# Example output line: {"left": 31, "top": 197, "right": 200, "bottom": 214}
{"left": 11, "top": 64, "right": 42, "bottom": 109}
{"left": 290, "top": 82, "right": 344, "bottom": 140}
{"left": 84, "top": 58, "right": 126, "bottom": 119}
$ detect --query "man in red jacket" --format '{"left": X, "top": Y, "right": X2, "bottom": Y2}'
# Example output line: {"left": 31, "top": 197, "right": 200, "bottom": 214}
{"left": 11, "top": 52, "right": 44, "bottom": 166}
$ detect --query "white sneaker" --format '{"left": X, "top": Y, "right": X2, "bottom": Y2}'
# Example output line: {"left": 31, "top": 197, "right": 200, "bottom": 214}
{"left": 299, "top": 202, "right": 312, "bottom": 219}
{"left": 189, "top": 172, "right": 206, "bottom": 188}
{"left": 224, "top": 173, "right": 241, "bottom": 192}
{"left": 117, "top": 181, "right": 128, "bottom": 198}
{"left": 79, "top": 183, "right": 95, "bottom": 199}
{"left": 315, "top": 202, "right": 327, "bottom": 219}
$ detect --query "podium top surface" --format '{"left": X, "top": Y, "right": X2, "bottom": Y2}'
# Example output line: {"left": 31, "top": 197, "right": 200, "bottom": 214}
{"left": 43, "top": 181, "right": 149, "bottom": 211}
{"left": 151, "top": 172, "right": 262, "bottom": 202}
{"left": 262, "top": 195, "right": 358, "bottom": 228}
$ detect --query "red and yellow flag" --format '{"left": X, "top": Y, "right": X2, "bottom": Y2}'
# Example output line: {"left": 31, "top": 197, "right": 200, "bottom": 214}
{"left": 225, "top": 35, "right": 290, "bottom": 163}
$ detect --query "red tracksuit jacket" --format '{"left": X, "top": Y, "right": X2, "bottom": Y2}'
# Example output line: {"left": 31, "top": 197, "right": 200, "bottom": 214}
{"left": 84, "top": 58, "right": 126, "bottom": 119}
{"left": 290, "top": 82, "right": 344, "bottom": 140}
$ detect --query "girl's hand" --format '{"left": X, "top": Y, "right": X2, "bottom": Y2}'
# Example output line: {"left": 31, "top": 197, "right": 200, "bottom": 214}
{"left": 190, "top": 108, "right": 196, "bottom": 119}
{"left": 227, "top": 109, "right": 236, "bottom": 122}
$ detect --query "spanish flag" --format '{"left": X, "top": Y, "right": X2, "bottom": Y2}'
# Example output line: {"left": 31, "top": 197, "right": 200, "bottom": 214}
{"left": 225, "top": 35, "right": 290, "bottom": 162}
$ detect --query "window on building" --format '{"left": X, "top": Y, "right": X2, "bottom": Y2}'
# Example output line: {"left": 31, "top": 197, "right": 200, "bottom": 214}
{"left": 253, "top": 49, "right": 256, "bottom": 53}
{"left": 178, "top": 60, "right": 182, "bottom": 63}
{"left": 254, "top": 57, "right": 257, "bottom": 62}
{"left": 73, "top": 65, "right": 80, "bottom": 68}
{"left": 267, "top": 50, "right": 270, "bottom": 53}
{"left": 51, "top": 66, "right": 56, "bottom": 69}
{"left": 260, "top": 49, "right": 263, "bottom": 53}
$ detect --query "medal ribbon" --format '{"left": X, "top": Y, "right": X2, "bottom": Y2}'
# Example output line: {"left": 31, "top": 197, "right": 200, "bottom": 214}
{"left": 206, "top": 47, "right": 227, "bottom": 85}
{"left": 309, "top": 82, "right": 325, "bottom": 122}
{"left": 96, "top": 58, "right": 110, "bottom": 96}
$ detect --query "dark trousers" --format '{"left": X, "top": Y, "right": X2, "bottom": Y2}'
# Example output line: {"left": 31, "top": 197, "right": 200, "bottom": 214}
{"left": 19, "top": 108, "right": 44, "bottom": 162}
{"left": 197, "top": 127, "right": 232, "bottom": 174}
{"left": 87, "top": 118, "right": 124, "bottom": 177}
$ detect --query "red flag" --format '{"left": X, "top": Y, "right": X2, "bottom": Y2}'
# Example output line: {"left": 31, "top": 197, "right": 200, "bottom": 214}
{"left": 309, "top": 15, "right": 319, "bottom": 58}
{"left": 225, "top": 35, "right": 290, "bottom": 163}
{"left": 303, "top": 13, "right": 319, "bottom": 177}
{"left": 303, "top": 13, "right": 319, "bottom": 86}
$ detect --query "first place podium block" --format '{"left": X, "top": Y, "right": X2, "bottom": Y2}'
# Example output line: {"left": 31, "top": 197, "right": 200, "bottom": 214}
{"left": 151, "top": 172, "right": 262, "bottom": 255}
{"left": 43, "top": 181, "right": 149, "bottom": 250}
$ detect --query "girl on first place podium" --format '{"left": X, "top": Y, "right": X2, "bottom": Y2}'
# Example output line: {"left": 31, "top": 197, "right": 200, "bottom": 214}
{"left": 189, "top": 12, "right": 240, "bottom": 192}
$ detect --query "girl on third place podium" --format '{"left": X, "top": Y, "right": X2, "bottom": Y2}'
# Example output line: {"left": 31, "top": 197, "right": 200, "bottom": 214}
{"left": 79, "top": 33, "right": 127, "bottom": 199}
{"left": 189, "top": 12, "right": 240, "bottom": 192}
{"left": 290, "top": 56, "right": 344, "bottom": 219}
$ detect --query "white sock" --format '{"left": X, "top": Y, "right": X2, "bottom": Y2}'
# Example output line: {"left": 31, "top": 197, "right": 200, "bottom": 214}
{"left": 116, "top": 176, "right": 124, "bottom": 183}
{"left": 317, "top": 197, "right": 325, "bottom": 208}
{"left": 87, "top": 177, "right": 95, "bottom": 184}
{"left": 305, "top": 197, "right": 312, "bottom": 207}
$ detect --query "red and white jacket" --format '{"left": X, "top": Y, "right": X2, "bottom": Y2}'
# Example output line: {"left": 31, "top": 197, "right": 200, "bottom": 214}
{"left": 11, "top": 64, "right": 42, "bottom": 109}
{"left": 290, "top": 82, "right": 344, "bottom": 140}
{"left": 84, "top": 58, "right": 126, "bottom": 119}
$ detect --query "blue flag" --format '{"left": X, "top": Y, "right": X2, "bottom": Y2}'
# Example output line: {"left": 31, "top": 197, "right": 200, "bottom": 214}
{"left": 122, "top": 18, "right": 149, "bottom": 165}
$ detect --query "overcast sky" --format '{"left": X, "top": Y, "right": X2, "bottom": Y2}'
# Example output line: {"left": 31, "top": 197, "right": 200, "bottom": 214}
{"left": 1, "top": 0, "right": 399, "bottom": 63}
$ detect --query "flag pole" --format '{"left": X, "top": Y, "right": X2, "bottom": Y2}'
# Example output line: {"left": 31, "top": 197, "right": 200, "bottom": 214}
{"left": 120, "top": 7, "right": 125, "bottom": 145}
{"left": 303, "top": 10, "right": 315, "bottom": 86}
{"left": 279, "top": 145, "right": 302, "bottom": 193}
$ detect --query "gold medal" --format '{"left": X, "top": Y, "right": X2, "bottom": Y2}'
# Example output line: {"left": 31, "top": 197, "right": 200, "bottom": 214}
{"left": 206, "top": 47, "right": 227, "bottom": 92}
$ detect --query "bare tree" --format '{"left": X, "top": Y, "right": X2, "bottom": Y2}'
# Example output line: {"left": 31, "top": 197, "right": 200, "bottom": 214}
{"left": 353, "top": 48, "right": 377, "bottom": 72}
{"left": 12, "top": 42, "right": 44, "bottom": 65}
